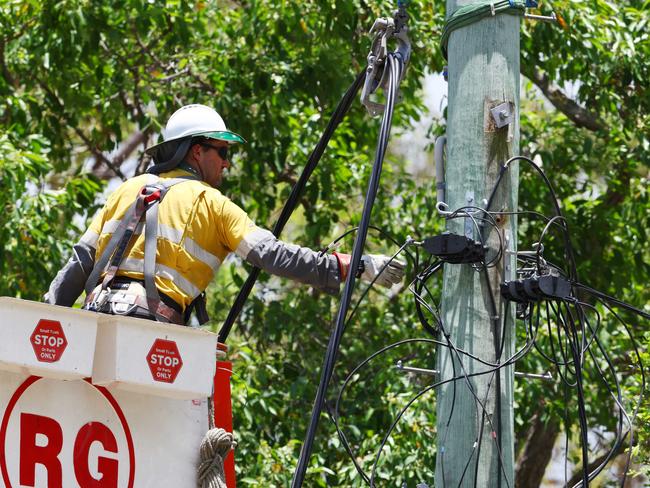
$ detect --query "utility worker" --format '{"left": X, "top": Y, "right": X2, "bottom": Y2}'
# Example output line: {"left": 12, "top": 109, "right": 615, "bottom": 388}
{"left": 46, "top": 104, "right": 405, "bottom": 325}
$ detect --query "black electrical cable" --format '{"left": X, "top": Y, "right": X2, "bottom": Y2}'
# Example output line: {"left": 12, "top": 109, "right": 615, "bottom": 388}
{"left": 437, "top": 192, "right": 513, "bottom": 486}
{"left": 483, "top": 155, "right": 579, "bottom": 281}
{"left": 217, "top": 69, "right": 367, "bottom": 343}
{"left": 332, "top": 338, "right": 445, "bottom": 484}
{"left": 435, "top": 302, "right": 512, "bottom": 488}
{"left": 573, "top": 283, "right": 650, "bottom": 320}
{"left": 410, "top": 259, "right": 443, "bottom": 336}
{"left": 313, "top": 143, "right": 647, "bottom": 487}
{"left": 576, "top": 300, "right": 627, "bottom": 487}
{"left": 367, "top": 339, "right": 520, "bottom": 487}
{"left": 290, "top": 52, "right": 405, "bottom": 488}
{"left": 345, "top": 240, "right": 413, "bottom": 326}
{"left": 473, "top": 271, "right": 510, "bottom": 488}
{"left": 319, "top": 225, "right": 416, "bottom": 264}
{"left": 598, "top": 301, "right": 646, "bottom": 487}
{"left": 560, "top": 300, "right": 590, "bottom": 487}
{"left": 329, "top": 333, "right": 523, "bottom": 486}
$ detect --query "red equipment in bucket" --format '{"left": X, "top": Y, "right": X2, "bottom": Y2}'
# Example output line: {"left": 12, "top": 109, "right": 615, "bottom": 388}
{"left": 214, "top": 343, "right": 236, "bottom": 487}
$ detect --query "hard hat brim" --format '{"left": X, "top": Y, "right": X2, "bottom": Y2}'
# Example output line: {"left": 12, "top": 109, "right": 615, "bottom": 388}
{"left": 200, "top": 130, "right": 247, "bottom": 144}
{"left": 145, "top": 130, "right": 246, "bottom": 156}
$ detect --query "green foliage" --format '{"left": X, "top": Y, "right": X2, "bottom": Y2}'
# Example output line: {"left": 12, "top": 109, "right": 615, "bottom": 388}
{"left": 0, "top": 0, "right": 647, "bottom": 485}
{"left": 0, "top": 134, "right": 101, "bottom": 298}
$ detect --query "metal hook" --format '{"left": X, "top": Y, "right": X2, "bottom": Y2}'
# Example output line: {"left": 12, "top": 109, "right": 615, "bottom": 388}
{"left": 360, "top": 7, "right": 411, "bottom": 116}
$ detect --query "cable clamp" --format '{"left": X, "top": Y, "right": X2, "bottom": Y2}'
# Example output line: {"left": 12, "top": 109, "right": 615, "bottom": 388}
{"left": 490, "top": 2, "right": 496, "bottom": 16}
{"left": 421, "top": 232, "right": 487, "bottom": 264}
{"left": 360, "top": 6, "right": 411, "bottom": 116}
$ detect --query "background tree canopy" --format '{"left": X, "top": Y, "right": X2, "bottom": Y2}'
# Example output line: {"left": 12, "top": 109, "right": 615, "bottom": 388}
{"left": 1, "top": 0, "right": 647, "bottom": 486}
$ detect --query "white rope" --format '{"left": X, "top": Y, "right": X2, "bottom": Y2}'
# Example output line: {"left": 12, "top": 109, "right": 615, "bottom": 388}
{"left": 197, "top": 428, "right": 237, "bottom": 488}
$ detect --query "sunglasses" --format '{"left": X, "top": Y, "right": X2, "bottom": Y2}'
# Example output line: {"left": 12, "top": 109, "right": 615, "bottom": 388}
{"left": 199, "top": 143, "right": 228, "bottom": 160}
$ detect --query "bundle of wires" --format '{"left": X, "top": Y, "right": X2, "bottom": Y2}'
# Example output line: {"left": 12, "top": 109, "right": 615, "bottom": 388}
{"left": 326, "top": 155, "right": 647, "bottom": 487}
{"left": 291, "top": 51, "right": 407, "bottom": 488}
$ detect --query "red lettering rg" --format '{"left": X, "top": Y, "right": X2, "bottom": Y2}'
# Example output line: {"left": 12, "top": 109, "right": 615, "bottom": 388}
{"left": 19, "top": 413, "right": 119, "bottom": 488}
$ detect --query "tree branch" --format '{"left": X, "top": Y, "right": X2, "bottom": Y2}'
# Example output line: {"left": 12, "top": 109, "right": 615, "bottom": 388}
{"left": 72, "top": 124, "right": 126, "bottom": 180}
{"left": 113, "top": 130, "right": 149, "bottom": 168}
{"left": 91, "top": 129, "right": 151, "bottom": 178}
{"left": 36, "top": 79, "right": 126, "bottom": 180}
{"left": 0, "top": 38, "right": 17, "bottom": 88}
{"left": 515, "top": 411, "right": 560, "bottom": 488}
{"left": 522, "top": 66, "right": 605, "bottom": 132}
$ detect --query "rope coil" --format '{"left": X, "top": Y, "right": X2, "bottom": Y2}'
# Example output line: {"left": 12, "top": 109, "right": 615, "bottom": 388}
{"left": 197, "top": 428, "right": 237, "bottom": 488}
{"left": 440, "top": 0, "right": 526, "bottom": 59}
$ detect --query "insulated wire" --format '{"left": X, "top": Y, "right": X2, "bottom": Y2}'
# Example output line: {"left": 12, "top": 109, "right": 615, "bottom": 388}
{"left": 281, "top": 117, "right": 647, "bottom": 485}
{"left": 218, "top": 69, "right": 367, "bottom": 343}
{"left": 290, "top": 52, "right": 405, "bottom": 488}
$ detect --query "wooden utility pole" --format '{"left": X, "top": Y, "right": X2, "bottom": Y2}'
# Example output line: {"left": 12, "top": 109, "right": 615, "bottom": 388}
{"left": 435, "top": 1, "right": 520, "bottom": 486}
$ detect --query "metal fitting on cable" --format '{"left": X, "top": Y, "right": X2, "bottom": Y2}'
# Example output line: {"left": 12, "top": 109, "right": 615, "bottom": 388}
{"left": 433, "top": 135, "right": 453, "bottom": 216}
{"left": 360, "top": 5, "right": 411, "bottom": 116}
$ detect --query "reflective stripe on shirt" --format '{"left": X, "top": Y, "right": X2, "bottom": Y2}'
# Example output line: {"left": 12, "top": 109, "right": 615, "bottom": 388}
{"left": 99, "top": 219, "right": 221, "bottom": 272}
{"left": 79, "top": 229, "right": 99, "bottom": 248}
{"left": 235, "top": 227, "right": 275, "bottom": 259}
{"left": 119, "top": 258, "right": 202, "bottom": 299}
{"left": 87, "top": 168, "right": 259, "bottom": 308}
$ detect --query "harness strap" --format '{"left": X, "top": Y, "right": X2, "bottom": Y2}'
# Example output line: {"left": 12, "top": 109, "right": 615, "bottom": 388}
{"left": 185, "top": 292, "right": 210, "bottom": 325}
{"left": 99, "top": 188, "right": 150, "bottom": 295}
{"left": 144, "top": 183, "right": 169, "bottom": 322}
{"left": 83, "top": 174, "right": 158, "bottom": 296}
{"left": 84, "top": 174, "right": 198, "bottom": 323}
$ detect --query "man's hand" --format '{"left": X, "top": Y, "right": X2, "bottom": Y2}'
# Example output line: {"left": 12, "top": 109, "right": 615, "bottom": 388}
{"left": 360, "top": 254, "right": 406, "bottom": 288}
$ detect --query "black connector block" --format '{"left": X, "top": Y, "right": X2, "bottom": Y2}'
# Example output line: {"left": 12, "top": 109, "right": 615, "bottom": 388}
{"left": 422, "top": 232, "right": 486, "bottom": 264}
{"left": 501, "top": 275, "right": 571, "bottom": 303}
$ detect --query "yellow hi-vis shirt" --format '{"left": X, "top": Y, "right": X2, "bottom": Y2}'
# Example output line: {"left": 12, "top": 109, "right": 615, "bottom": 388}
{"left": 80, "top": 168, "right": 257, "bottom": 310}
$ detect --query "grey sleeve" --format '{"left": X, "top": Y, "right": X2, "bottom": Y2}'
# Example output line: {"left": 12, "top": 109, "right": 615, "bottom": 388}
{"left": 45, "top": 242, "right": 96, "bottom": 306}
{"left": 235, "top": 228, "right": 341, "bottom": 294}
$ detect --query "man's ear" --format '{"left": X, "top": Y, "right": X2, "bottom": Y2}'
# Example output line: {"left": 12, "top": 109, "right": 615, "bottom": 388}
{"left": 188, "top": 142, "right": 203, "bottom": 161}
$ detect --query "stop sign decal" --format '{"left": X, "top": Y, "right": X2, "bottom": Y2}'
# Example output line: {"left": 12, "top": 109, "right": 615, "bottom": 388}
{"left": 30, "top": 319, "right": 68, "bottom": 363}
{"left": 146, "top": 339, "right": 183, "bottom": 383}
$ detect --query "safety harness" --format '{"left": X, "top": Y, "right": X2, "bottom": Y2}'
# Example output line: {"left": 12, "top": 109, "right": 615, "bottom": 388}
{"left": 84, "top": 174, "right": 201, "bottom": 325}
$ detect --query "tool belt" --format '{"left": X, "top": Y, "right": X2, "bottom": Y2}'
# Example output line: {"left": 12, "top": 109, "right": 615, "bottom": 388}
{"left": 85, "top": 279, "right": 185, "bottom": 325}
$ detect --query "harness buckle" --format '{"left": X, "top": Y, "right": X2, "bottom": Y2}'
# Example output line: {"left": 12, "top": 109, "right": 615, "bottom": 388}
{"left": 141, "top": 186, "right": 162, "bottom": 204}
{"left": 87, "top": 287, "right": 111, "bottom": 312}
{"left": 360, "top": 6, "right": 411, "bottom": 116}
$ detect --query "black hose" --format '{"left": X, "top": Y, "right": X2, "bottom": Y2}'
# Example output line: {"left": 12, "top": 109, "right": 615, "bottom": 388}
{"left": 217, "top": 70, "right": 367, "bottom": 343}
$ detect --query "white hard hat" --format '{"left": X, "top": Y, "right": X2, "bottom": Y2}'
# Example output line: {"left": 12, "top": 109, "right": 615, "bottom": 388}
{"left": 145, "top": 104, "right": 245, "bottom": 156}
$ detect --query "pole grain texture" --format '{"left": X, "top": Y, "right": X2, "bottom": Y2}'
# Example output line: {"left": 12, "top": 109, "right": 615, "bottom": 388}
{"left": 435, "top": 1, "right": 520, "bottom": 486}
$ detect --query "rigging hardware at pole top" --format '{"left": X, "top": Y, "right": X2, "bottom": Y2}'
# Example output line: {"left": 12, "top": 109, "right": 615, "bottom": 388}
{"left": 360, "top": 5, "right": 411, "bottom": 116}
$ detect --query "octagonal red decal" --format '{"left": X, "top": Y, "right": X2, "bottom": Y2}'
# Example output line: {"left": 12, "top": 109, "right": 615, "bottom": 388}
{"left": 146, "top": 339, "right": 183, "bottom": 383}
{"left": 30, "top": 319, "right": 68, "bottom": 363}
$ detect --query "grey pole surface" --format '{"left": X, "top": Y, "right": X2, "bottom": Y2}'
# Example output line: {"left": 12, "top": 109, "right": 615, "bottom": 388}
{"left": 435, "top": 1, "right": 520, "bottom": 486}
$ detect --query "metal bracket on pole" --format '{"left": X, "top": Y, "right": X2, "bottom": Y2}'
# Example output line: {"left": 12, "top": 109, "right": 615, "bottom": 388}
{"left": 490, "top": 102, "right": 514, "bottom": 129}
{"left": 504, "top": 230, "right": 514, "bottom": 281}
{"left": 464, "top": 191, "right": 475, "bottom": 239}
